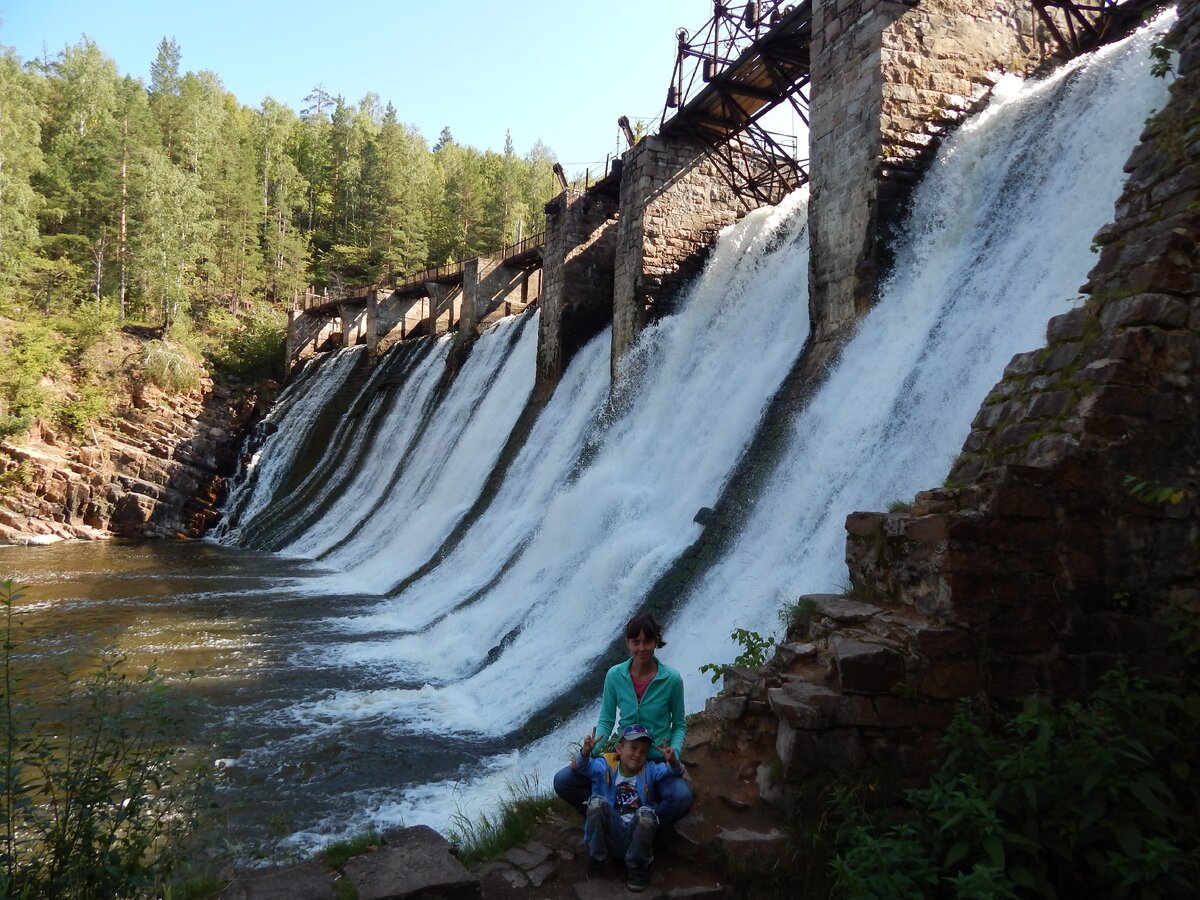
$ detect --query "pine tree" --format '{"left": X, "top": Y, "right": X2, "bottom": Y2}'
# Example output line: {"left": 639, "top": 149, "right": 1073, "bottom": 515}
{"left": 0, "top": 49, "right": 45, "bottom": 304}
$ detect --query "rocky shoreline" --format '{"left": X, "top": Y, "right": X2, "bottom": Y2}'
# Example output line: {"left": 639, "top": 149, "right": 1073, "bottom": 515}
{"left": 0, "top": 376, "right": 268, "bottom": 546}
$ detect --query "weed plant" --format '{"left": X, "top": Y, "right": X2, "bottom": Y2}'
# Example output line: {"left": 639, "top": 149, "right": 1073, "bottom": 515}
{"left": 830, "top": 669, "right": 1200, "bottom": 899}
{"left": 1, "top": 580, "right": 213, "bottom": 898}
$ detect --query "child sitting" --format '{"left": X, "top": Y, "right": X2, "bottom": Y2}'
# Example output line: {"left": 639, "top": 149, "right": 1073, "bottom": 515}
{"left": 570, "top": 722, "right": 683, "bottom": 892}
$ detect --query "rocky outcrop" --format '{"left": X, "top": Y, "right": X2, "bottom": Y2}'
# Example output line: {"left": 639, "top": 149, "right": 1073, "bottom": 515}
{"left": 0, "top": 377, "right": 266, "bottom": 544}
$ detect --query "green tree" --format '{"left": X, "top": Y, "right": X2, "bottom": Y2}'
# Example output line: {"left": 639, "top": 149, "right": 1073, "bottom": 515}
{"left": 128, "top": 146, "right": 215, "bottom": 329}
{"left": 0, "top": 49, "right": 44, "bottom": 304}
{"left": 148, "top": 36, "right": 183, "bottom": 163}
{"left": 34, "top": 39, "right": 124, "bottom": 308}
{"left": 257, "top": 98, "right": 310, "bottom": 303}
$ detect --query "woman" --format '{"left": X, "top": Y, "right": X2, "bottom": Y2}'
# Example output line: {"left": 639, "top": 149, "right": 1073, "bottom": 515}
{"left": 553, "top": 611, "right": 694, "bottom": 828}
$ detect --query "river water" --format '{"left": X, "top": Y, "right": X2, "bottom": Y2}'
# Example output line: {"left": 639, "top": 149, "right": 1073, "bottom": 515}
{"left": 0, "top": 12, "right": 1177, "bottom": 858}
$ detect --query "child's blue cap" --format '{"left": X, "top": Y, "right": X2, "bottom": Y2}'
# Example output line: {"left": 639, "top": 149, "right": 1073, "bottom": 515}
{"left": 619, "top": 724, "right": 653, "bottom": 743}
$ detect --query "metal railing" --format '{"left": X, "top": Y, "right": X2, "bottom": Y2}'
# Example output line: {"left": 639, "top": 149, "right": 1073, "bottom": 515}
{"left": 296, "top": 232, "right": 548, "bottom": 312}
{"left": 394, "top": 231, "right": 546, "bottom": 291}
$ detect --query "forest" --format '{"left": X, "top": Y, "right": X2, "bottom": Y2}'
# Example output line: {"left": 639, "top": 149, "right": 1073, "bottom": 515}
{"left": 0, "top": 36, "right": 561, "bottom": 439}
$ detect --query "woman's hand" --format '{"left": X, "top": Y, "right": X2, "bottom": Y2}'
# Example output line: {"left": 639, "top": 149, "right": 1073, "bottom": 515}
{"left": 579, "top": 729, "right": 598, "bottom": 759}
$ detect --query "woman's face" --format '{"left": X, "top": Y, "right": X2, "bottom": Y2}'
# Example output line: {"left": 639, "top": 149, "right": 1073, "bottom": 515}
{"left": 626, "top": 631, "right": 657, "bottom": 665}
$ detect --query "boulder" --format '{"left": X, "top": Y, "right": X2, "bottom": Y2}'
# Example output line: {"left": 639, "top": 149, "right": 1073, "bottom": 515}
{"left": 342, "top": 825, "right": 479, "bottom": 900}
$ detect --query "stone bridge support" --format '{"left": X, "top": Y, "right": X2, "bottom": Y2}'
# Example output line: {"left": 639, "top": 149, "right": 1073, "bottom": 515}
{"left": 611, "top": 134, "right": 755, "bottom": 376}
{"left": 367, "top": 290, "right": 434, "bottom": 355}
{"left": 338, "top": 303, "right": 368, "bottom": 349}
{"left": 463, "top": 258, "right": 541, "bottom": 336}
{"left": 426, "top": 282, "right": 462, "bottom": 340}
{"left": 537, "top": 190, "right": 619, "bottom": 393}
{"left": 808, "top": 0, "right": 1057, "bottom": 352}
{"left": 285, "top": 308, "right": 343, "bottom": 371}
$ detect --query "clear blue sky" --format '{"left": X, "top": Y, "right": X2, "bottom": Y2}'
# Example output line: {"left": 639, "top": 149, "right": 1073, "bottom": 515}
{"left": 0, "top": 0, "right": 711, "bottom": 176}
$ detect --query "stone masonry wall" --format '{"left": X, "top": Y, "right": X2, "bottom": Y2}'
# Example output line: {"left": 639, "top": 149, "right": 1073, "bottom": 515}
{"left": 537, "top": 190, "right": 618, "bottom": 393}
{"left": 809, "top": 0, "right": 1057, "bottom": 347}
{"left": 713, "top": 0, "right": 1200, "bottom": 800}
{"left": 611, "top": 134, "right": 754, "bottom": 373}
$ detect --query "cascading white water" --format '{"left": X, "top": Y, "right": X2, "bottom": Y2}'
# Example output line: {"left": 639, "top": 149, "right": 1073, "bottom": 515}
{"left": 217, "top": 347, "right": 366, "bottom": 540}
{"left": 666, "top": 15, "right": 1176, "bottom": 702}
{"left": 215, "top": 14, "right": 1173, "bottom": 846}
{"left": 291, "top": 312, "right": 538, "bottom": 585}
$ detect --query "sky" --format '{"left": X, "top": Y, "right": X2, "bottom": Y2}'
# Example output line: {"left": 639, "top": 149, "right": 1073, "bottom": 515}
{"left": 0, "top": 0, "right": 731, "bottom": 177}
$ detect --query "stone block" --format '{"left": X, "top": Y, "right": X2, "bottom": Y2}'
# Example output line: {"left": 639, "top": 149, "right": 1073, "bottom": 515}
{"left": 872, "top": 695, "right": 918, "bottom": 728}
{"left": 716, "top": 827, "right": 787, "bottom": 866}
{"left": 721, "top": 666, "right": 758, "bottom": 696}
{"left": 503, "top": 841, "right": 553, "bottom": 870}
{"left": 912, "top": 625, "right": 971, "bottom": 658}
{"left": 845, "top": 511, "right": 886, "bottom": 535}
{"left": 905, "top": 514, "right": 948, "bottom": 542}
{"left": 832, "top": 637, "right": 905, "bottom": 694}
{"left": 707, "top": 693, "right": 748, "bottom": 722}
{"left": 1099, "top": 293, "right": 1191, "bottom": 330}
{"left": 343, "top": 825, "right": 480, "bottom": 900}
{"left": 773, "top": 641, "right": 819, "bottom": 668}
{"left": 768, "top": 684, "right": 837, "bottom": 730}
{"left": 812, "top": 595, "right": 884, "bottom": 622}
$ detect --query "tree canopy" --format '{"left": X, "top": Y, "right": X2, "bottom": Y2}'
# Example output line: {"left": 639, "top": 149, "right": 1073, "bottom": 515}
{"left": 1, "top": 36, "right": 560, "bottom": 323}
{"left": 0, "top": 36, "right": 562, "bottom": 439}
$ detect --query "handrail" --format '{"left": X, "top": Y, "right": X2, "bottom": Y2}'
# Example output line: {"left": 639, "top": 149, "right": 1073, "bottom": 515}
{"left": 395, "top": 231, "right": 546, "bottom": 290}
{"left": 296, "top": 231, "right": 547, "bottom": 311}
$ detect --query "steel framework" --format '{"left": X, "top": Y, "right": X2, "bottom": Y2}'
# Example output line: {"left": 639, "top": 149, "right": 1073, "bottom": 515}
{"left": 658, "top": 1, "right": 815, "bottom": 206}
{"left": 1031, "top": 0, "right": 1166, "bottom": 56}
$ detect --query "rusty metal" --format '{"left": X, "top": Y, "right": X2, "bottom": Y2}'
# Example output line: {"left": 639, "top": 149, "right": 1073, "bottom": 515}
{"left": 1031, "top": 0, "right": 1165, "bottom": 57}
{"left": 659, "top": 1, "right": 814, "bottom": 206}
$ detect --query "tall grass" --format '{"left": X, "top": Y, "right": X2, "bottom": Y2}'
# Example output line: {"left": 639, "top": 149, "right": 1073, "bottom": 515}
{"left": 448, "top": 775, "right": 568, "bottom": 868}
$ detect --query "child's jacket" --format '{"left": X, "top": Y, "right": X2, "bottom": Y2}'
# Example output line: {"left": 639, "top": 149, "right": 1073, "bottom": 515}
{"left": 572, "top": 750, "right": 681, "bottom": 820}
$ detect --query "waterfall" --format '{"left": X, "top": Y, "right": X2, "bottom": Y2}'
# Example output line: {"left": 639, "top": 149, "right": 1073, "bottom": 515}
{"left": 216, "top": 13, "right": 1173, "bottom": 845}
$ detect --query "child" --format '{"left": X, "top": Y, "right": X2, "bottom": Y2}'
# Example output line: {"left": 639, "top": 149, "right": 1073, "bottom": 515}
{"left": 570, "top": 722, "right": 683, "bottom": 892}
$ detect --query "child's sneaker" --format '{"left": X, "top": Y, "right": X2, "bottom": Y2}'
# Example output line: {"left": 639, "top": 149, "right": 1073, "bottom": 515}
{"left": 626, "top": 866, "right": 650, "bottom": 892}
{"left": 586, "top": 856, "right": 605, "bottom": 880}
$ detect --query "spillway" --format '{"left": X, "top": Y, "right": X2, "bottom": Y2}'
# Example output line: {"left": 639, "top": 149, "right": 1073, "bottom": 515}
{"left": 214, "top": 15, "right": 1174, "bottom": 845}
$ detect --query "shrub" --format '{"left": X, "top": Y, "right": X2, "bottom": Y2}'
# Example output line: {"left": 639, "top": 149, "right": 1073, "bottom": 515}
{"left": 206, "top": 303, "right": 286, "bottom": 383}
{"left": 0, "top": 324, "right": 66, "bottom": 434}
{"left": 58, "top": 299, "right": 122, "bottom": 352}
{"left": 831, "top": 670, "right": 1199, "bottom": 899}
{"left": 1, "top": 580, "right": 213, "bottom": 899}
{"left": 700, "top": 628, "right": 777, "bottom": 683}
{"left": 56, "top": 383, "right": 111, "bottom": 435}
{"left": 140, "top": 341, "right": 202, "bottom": 393}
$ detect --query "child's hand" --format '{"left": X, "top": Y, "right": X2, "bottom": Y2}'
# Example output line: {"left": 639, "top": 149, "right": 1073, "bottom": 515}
{"left": 579, "top": 729, "right": 598, "bottom": 758}
{"left": 659, "top": 742, "right": 677, "bottom": 766}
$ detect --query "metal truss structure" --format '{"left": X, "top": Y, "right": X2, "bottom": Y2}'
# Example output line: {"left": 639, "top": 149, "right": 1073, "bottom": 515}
{"left": 658, "top": 1, "right": 816, "bottom": 207}
{"left": 1031, "top": 0, "right": 1167, "bottom": 57}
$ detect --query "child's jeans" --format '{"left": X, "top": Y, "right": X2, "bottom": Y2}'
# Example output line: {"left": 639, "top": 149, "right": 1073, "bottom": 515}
{"left": 584, "top": 795, "right": 657, "bottom": 869}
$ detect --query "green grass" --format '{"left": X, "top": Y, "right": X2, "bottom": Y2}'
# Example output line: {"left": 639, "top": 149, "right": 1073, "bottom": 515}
{"left": 321, "top": 828, "right": 383, "bottom": 868}
{"left": 449, "top": 775, "right": 569, "bottom": 868}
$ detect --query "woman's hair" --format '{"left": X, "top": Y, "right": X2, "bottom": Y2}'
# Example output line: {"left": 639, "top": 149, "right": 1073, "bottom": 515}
{"left": 624, "top": 611, "right": 666, "bottom": 648}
